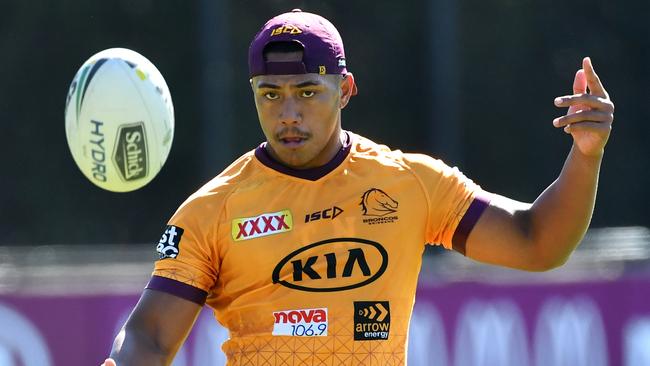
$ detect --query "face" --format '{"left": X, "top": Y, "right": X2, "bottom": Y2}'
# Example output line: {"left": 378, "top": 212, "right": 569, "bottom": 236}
{"left": 251, "top": 51, "right": 354, "bottom": 169}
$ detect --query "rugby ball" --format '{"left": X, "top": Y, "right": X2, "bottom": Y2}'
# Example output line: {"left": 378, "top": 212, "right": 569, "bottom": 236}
{"left": 64, "top": 48, "right": 174, "bottom": 192}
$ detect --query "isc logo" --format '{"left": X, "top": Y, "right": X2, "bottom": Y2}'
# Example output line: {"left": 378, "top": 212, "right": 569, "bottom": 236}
{"left": 272, "top": 238, "right": 388, "bottom": 292}
{"left": 304, "top": 206, "right": 343, "bottom": 223}
{"left": 231, "top": 210, "right": 293, "bottom": 241}
{"left": 270, "top": 24, "right": 302, "bottom": 36}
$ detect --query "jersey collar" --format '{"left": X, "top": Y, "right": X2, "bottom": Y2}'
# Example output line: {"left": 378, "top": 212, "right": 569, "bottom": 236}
{"left": 255, "top": 131, "right": 351, "bottom": 181}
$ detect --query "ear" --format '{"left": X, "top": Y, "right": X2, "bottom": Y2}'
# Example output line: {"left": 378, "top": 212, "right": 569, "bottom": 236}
{"left": 339, "top": 73, "right": 356, "bottom": 109}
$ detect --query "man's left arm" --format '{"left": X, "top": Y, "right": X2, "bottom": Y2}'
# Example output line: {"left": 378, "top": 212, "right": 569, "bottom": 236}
{"left": 464, "top": 57, "right": 615, "bottom": 271}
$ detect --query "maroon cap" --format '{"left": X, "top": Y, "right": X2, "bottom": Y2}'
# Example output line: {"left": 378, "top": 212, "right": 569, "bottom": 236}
{"left": 249, "top": 9, "right": 356, "bottom": 93}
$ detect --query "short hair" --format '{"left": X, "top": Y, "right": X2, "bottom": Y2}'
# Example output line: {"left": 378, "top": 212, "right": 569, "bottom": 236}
{"left": 262, "top": 41, "right": 304, "bottom": 61}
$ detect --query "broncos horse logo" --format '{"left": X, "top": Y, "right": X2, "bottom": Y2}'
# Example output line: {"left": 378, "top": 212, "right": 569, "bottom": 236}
{"left": 360, "top": 188, "right": 398, "bottom": 216}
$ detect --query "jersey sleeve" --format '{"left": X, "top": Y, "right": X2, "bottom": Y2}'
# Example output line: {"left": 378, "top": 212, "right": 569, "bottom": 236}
{"left": 404, "top": 153, "right": 490, "bottom": 253}
{"left": 147, "top": 195, "right": 221, "bottom": 305}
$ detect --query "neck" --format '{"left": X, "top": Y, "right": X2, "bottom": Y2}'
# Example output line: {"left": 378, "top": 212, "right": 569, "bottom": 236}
{"left": 255, "top": 130, "right": 351, "bottom": 181}
{"left": 265, "top": 127, "right": 346, "bottom": 170}
{"left": 308, "top": 126, "right": 344, "bottom": 168}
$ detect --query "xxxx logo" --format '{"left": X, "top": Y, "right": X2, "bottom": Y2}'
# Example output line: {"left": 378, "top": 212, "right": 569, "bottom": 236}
{"left": 231, "top": 210, "right": 293, "bottom": 241}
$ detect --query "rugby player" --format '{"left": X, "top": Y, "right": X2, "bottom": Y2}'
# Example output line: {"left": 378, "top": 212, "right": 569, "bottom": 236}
{"left": 102, "top": 9, "right": 614, "bottom": 366}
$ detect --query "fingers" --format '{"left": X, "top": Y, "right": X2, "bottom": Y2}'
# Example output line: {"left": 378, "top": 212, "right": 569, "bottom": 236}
{"left": 551, "top": 57, "right": 614, "bottom": 156}
{"left": 554, "top": 94, "right": 615, "bottom": 113}
{"left": 101, "top": 359, "right": 117, "bottom": 366}
{"left": 553, "top": 109, "right": 613, "bottom": 128}
{"left": 554, "top": 58, "right": 615, "bottom": 130}
{"left": 562, "top": 121, "right": 612, "bottom": 136}
{"left": 583, "top": 57, "right": 609, "bottom": 98}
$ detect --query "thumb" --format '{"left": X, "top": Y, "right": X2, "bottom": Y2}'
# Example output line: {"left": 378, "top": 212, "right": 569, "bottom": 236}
{"left": 568, "top": 68, "right": 589, "bottom": 115}
{"left": 101, "top": 358, "right": 117, "bottom": 366}
{"left": 573, "top": 69, "right": 587, "bottom": 94}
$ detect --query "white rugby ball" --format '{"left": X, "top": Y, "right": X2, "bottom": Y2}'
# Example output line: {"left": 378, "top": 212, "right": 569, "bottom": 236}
{"left": 64, "top": 48, "right": 174, "bottom": 192}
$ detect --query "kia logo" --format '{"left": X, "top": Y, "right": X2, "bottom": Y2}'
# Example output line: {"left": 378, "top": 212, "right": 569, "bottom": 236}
{"left": 272, "top": 238, "right": 388, "bottom": 292}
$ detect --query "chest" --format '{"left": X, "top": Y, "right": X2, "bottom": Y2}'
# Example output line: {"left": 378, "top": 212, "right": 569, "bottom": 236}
{"left": 215, "top": 172, "right": 428, "bottom": 294}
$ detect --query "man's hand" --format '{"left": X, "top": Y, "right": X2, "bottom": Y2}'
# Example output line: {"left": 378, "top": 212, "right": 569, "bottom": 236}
{"left": 553, "top": 57, "right": 615, "bottom": 158}
{"left": 465, "top": 57, "right": 614, "bottom": 271}
{"left": 101, "top": 358, "right": 116, "bottom": 366}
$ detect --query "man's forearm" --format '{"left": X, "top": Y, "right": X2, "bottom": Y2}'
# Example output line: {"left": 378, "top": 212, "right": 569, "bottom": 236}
{"left": 528, "top": 144, "right": 602, "bottom": 267}
{"left": 109, "top": 327, "right": 172, "bottom": 366}
{"left": 106, "top": 289, "right": 201, "bottom": 366}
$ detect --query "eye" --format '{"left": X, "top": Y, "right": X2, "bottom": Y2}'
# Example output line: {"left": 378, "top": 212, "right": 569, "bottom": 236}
{"left": 301, "top": 90, "right": 315, "bottom": 98}
{"left": 264, "top": 92, "right": 279, "bottom": 100}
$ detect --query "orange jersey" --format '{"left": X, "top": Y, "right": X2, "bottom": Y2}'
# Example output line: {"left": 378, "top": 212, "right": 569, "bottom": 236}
{"left": 148, "top": 132, "right": 489, "bottom": 365}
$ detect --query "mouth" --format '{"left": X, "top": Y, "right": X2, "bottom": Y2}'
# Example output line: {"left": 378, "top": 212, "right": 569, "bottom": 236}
{"left": 278, "top": 135, "right": 309, "bottom": 148}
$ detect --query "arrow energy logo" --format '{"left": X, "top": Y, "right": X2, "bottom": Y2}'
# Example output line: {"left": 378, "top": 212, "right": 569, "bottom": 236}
{"left": 354, "top": 301, "right": 390, "bottom": 340}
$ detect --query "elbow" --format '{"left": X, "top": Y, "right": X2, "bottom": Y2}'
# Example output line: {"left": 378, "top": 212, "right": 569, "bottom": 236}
{"left": 510, "top": 234, "right": 574, "bottom": 272}
{"left": 522, "top": 219, "right": 581, "bottom": 272}
{"left": 528, "top": 240, "right": 574, "bottom": 272}
{"left": 535, "top": 253, "right": 570, "bottom": 272}
{"left": 520, "top": 257, "right": 566, "bottom": 272}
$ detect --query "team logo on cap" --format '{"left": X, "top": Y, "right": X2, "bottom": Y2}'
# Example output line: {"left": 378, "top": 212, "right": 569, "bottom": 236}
{"left": 271, "top": 24, "right": 303, "bottom": 36}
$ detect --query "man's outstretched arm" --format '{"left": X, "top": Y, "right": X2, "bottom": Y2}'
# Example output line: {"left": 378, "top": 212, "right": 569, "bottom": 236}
{"left": 102, "top": 288, "right": 202, "bottom": 366}
{"left": 464, "top": 57, "right": 615, "bottom": 271}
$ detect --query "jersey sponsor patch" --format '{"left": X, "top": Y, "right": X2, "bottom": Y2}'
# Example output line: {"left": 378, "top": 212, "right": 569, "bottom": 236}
{"left": 304, "top": 206, "right": 343, "bottom": 223}
{"left": 354, "top": 301, "right": 390, "bottom": 340}
{"left": 272, "top": 307, "right": 328, "bottom": 337}
{"left": 271, "top": 238, "right": 389, "bottom": 292}
{"left": 231, "top": 210, "right": 293, "bottom": 241}
{"left": 156, "top": 225, "right": 184, "bottom": 259}
{"left": 360, "top": 188, "right": 399, "bottom": 225}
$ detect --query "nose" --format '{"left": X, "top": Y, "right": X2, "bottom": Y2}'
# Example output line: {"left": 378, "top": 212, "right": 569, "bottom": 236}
{"left": 279, "top": 97, "right": 302, "bottom": 125}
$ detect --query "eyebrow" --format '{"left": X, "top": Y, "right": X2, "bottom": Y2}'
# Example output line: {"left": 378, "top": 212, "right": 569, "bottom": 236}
{"left": 257, "top": 80, "right": 323, "bottom": 89}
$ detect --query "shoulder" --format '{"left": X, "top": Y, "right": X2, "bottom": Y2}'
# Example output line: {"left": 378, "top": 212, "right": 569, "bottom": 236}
{"left": 170, "top": 149, "right": 262, "bottom": 223}
{"left": 348, "top": 131, "right": 453, "bottom": 176}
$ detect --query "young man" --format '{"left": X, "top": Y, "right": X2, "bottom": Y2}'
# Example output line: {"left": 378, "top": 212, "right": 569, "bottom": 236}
{"left": 103, "top": 9, "right": 614, "bottom": 366}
